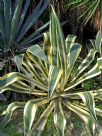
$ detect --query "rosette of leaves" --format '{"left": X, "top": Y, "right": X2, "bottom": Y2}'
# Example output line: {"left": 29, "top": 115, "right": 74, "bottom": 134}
{"left": 1, "top": 7, "right": 102, "bottom": 136}
{"left": 0, "top": 0, "right": 48, "bottom": 69}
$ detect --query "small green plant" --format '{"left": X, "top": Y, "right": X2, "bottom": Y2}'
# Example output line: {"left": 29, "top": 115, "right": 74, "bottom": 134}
{"left": 64, "top": 0, "right": 102, "bottom": 26}
{"left": 1, "top": 7, "right": 102, "bottom": 136}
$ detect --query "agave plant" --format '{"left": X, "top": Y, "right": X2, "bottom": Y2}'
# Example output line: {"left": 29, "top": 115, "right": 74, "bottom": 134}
{"left": 64, "top": 0, "right": 102, "bottom": 27}
{"left": 0, "top": 0, "right": 48, "bottom": 69}
{"left": 1, "top": 7, "right": 102, "bottom": 136}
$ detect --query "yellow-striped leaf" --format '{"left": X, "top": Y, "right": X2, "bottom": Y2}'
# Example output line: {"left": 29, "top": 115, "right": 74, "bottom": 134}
{"left": 54, "top": 98, "right": 66, "bottom": 136}
{"left": 27, "top": 44, "right": 48, "bottom": 63}
{"left": 64, "top": 102, "right": 96, "bottom": 135}
{"left": 65, "top": 57, "right": 102, "bottom": 91}
{"left": 77, "top": 49, "right": 97, "bottom": 75}
{"left": 31, "top": 101, "right": 54, "bottom": 136}
{"left": 67, "top": 43, "right": 81, "bottom": 80}
{"left": 1, "top": 102, "right": 25, "bottom": 128}
{"left": 48, "top": 65, "right": 63, "bottom": 98}
{"left": 24, "top": 98, "right": 48, "bottom": 136}
{"left": 65, "top": 35, "right": 77, "bottom": 54}
{"left": 78, "top": 92, "right": 98, "bottom": 123}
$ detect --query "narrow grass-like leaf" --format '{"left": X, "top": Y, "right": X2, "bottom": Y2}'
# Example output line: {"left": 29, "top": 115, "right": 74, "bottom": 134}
{"left": 16, "top": 0, "right": 30, "bottom": 35}
{"left": 3, "top": 0, "right": 12, "bottom": 44}
{"left": 18, "top": 21, "right": 49, "bottom": 47}
{"left": 16, "top": 0, "right": 48, "bottom": 42}
{"left": 0, "top": 13, "right": 6, "bottom": 50}
{"left": 9, "top": 0, "right": 23, "bottom": 47}
{"left": 66, "top": 0, "right": 100, "bottom": 24}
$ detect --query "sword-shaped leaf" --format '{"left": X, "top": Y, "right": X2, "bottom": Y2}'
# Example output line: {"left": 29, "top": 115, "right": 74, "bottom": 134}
{"left": 16, "top": 0, "right": 30, "bottom": 35}
{"left": 9, "top": 0, "right": 23, "bottom": 47}
{"left": 27, "top": 44, "right": 48, "bottom": 63}
{"left": 26, "top": 51, "right": 48, "bottom": 80}
{"left": 24, "top": 98, "right": 48, "bottom": 136}
{"left": 18, "top": 21, "right": 49, "bottom": 47}
{"left": 31, "top": 101, "right": 54, "bottom": 136}
{"left": 23, "top": 55, "right": 47, "bottom": 85}
{"left": 3, "top": 0, "right": 12, "bottom": 44}
{"left": 54, "top": 98, "right": 66, "bottom": 136}
{"left": 48, "top": 65, "right": 63, "bottom": 98}
{"left": 0, "top": 12, "right": 6, "bottom": 50}
{"left": 95, "top": 94, "right": 102, "bottom": 101}
{"left": 67, "top": 43, "right": 81, "bottom": 80}
{"left": 65, "top": 35, "right": 77, "bottom": 54}
{"left": 50, "top": 7, "right": 67, "bottom": 72}
{"left": 95, "top": 31, "right": 102, "bottom": 56}
{"left": 78, "top": 92, "right": 98, "bottom": 123}
{"left": 43, "top": 32, "right": 50, "bottom": 72}
{"left": 50, "top": 8, "right": 57, "bottom": 65}
{"left": 16, "top": 0, "right": 48, "bottom": 42}
{"left": 95, "top": 107, "right": 102, "bottom": 117}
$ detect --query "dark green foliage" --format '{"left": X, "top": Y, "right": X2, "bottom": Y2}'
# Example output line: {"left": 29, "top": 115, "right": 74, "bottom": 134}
{"left": 0, "top": 0, "right": 49, "bottom": 70}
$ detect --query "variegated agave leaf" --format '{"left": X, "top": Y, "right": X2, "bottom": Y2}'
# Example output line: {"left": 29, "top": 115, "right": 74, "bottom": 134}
{"left": 89, "top": 31, "right": 102, "bottom": 57}
{"left": 0, "top": 7, "right": 102, "bottom": 136}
